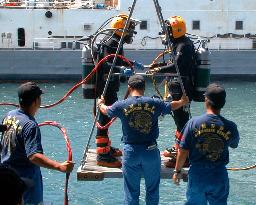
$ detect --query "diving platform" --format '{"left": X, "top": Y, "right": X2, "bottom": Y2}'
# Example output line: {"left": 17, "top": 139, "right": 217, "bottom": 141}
{"left": 77, "top": 149, "right": 188, "bottom": 181}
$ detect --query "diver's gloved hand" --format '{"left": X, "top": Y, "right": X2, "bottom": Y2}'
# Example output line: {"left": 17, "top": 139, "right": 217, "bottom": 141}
{"left": 120, "top": 66, "right": 133, "bottom": 77}
{"left": 133, "top": 61, "right": 145, "bottom": 71}
{"left": 146, "top": 67, "right": 160, "bottom": 74}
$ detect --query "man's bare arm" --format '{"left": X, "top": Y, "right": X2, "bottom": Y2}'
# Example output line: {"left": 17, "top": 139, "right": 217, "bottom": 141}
{"left": 172, "top": 148, "right": 189, "bottom": 185}
{"left": 29, "top": 153, "right": 74, "bottom": 173}
{"left": 171, "top": 94, "right": 189, "bottom": 110}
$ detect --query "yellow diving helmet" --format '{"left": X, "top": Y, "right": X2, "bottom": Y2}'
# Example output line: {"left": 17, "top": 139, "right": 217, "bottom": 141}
{"left": 166, "top": 16, "right": 186, "bottom": 39}
{"left": 110, "top": 14, "right": 139, "bottom": 37}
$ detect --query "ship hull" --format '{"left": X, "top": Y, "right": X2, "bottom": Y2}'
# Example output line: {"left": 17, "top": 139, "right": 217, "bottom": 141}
{"left": 0, "top": 49, "right": 256, "bottom": 81}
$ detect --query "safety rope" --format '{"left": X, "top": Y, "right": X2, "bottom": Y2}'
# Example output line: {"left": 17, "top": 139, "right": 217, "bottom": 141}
{"left": 227, "top": 164, "right": 256, "bottom": 171}
{"left": 150, "top": 48, "right": 192, "bottom": 118}
{"left": 0, "top": 102, "right": 19, "bottom": 107}
{"left": 150, "top": 50, "right": 171, "bottom": 100}
{"left": 151, "top": 49, "right": 172, "bottom": 65}
{"left": 38, "top": 121, "right": 72, "bottom": 205}
{"left": 151, "top": 76, "right": 164, "bottom": 99}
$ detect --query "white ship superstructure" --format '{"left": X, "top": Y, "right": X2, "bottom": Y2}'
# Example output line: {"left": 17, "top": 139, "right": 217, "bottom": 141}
{"left": 1, "top": 0, "right": 256, "bottom": 80}
{"left": 0, "top": 0, "right": 256, "bottom": 50}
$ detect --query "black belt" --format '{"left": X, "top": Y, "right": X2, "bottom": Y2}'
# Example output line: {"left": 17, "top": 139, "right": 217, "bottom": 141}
{"left": 125, "top": 140, "right": 156, "bottom": 145}
{"left": 125, "top": 140, "right": 157, "bottom": 150}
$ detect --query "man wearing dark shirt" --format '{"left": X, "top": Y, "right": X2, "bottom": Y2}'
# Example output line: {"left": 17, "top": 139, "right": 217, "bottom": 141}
{"left": 173, "top": 83, "right": 240, "bottom": 205}
{"left": 0, "top": 82, "right": 74, "bottom": 204}
{"left": 98, "top": 75, "right": 189, "bottom": 205}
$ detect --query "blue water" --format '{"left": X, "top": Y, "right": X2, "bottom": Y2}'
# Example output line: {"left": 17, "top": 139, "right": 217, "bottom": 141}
{"left": 0, "top": 81, "right": 256, "bottom": 205}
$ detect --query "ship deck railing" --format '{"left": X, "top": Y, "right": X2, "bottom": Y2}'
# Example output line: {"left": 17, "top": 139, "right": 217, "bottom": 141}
{"left": 208, "top": 38, "right": 255, "bottom": 50}
{"left": 0, "top": 0, "right": 118, "bottom": 9}
{"left": 0, "top": 37, "right": 255, "bottom": 50}
{"left": 137, "top": 37, "right": 255, "bottom": 50}
{"left": 32, "top": 37, "right": 84, "bottom": 50}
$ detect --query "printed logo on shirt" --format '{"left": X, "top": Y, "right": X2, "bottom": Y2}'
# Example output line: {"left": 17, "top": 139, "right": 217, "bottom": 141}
{"left": 1, "top": 116, "right": 22, "bottom": 154}
{"left": 124, "top": 103, "right": 154, "bottom": 134}
{"left": 194, "top": 123, "right": 231, "bottom": 161}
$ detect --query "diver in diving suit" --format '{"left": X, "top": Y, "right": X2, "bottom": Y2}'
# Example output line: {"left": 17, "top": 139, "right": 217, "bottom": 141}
{"left": 148, "top": 16, "right": 196, "bottom": 167}
{"left": 95, "top": 14, "right": 140, "bottom": 168}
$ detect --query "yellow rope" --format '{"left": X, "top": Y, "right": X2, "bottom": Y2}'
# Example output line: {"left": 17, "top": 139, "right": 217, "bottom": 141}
{"left": 150, "top": 50, "right": 173, "bottom": 100}
{"left": 227, "top": 164, "right": 256, "bottom": 171}
{"left": 163, "top": 79, "right": 169, "bottom": 100}
{"left": 152, "top": 49, "right": 172, "bottom": 65}
{"left": 152, "top": 76, "right": 164, "bottom": 99}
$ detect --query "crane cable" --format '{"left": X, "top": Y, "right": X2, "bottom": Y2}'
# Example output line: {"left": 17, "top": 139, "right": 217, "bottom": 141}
{"left": 81, "top": 0, "right": 138, "bottom": 168}
{"left": 38, "top": 121, "right": 72, "bottom": 205}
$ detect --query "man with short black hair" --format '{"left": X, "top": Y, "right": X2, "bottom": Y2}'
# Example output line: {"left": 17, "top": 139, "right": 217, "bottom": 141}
{"left": 173, "top": 83, "right": 240, "bottom": 205}
{"left": 98, "top": 75, "right": 189, "bottom": 205}
{"left": 0, "top": 82, "right": 74, "bottom": 205}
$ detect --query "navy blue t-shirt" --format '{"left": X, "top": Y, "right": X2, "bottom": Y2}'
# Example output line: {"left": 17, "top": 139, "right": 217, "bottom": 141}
{"left": 0, "top": 109, "right": 44, "bottom": 203}
{"left": 107, "top": 96, "right": 171, "bottom": 144}
{"left": 179, "top": 113, "right": 240, "bottom": 166}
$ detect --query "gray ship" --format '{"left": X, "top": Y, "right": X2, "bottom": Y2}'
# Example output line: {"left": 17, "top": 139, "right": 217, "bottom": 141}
{"left": 1, "top": 0, "right": 256, "bottom": 80}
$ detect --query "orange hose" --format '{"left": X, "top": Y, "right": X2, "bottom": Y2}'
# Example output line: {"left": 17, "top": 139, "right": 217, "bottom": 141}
{"left": 0, "top": 102, "right": 19, "bottom": 107}
{"left": 227, "top": 164, "right": 256, "bottom": 171}
{"left": 0, "top": 54, "right": 132, "bottom": 132}
{"left": 95, "top": 88, "right": 130, "bottom": 130}
{"left": 40, "top": 54, "right": 132, "bottom": 108}
{"left": 38, "top": 121, "right": 72, "bottom": 205}
{"left": 0, "top": 54, "right": 132, "bottom": 110}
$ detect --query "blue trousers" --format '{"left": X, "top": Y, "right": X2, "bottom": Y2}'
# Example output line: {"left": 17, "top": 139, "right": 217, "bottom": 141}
{"left": 122, "top": 144, "right": 161, "bottom": 205}
{"left": 15, "top": 166, "right": 43, "bottom": 205}
{"left": 186, "top": 165, "right": 229, "bottom": 205}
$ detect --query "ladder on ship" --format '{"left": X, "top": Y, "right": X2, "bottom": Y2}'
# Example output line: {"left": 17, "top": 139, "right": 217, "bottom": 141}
{"left": 77, "top": 0, "right": 188, "bottom": 181}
